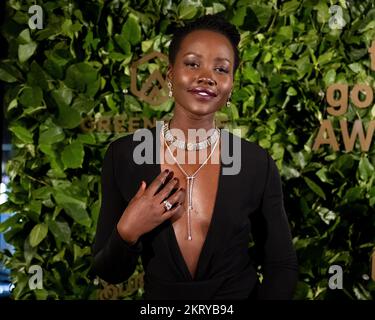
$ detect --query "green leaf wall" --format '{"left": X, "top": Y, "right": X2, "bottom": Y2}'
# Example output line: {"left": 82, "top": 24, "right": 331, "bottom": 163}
{"left": 0, "top": 0, "right": 374, "bottom": 300}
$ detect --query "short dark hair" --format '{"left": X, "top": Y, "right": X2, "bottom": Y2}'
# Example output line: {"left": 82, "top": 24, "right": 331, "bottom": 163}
{"left": 168, "top": 14, "right": 241, "bottom": 74}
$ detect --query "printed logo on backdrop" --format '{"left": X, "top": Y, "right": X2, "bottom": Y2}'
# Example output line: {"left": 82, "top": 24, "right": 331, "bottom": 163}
{"left": 80, "top": 51, "right": 173, "bottom": 134}
{"left": 130, "top": 51, "right": 170, "bottom": 106}
{"left": 313, "top": 40, "right": 375, "bottom": 152}
{"left": 96, "top": 273, "right": 144, "bottom": 300}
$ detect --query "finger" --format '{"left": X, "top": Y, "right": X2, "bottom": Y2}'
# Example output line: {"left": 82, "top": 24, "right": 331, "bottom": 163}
{"left": 161, "top": 202, "right": 183, "bottom": 220}
{"left": 134, "top": 180, "right": 146, "bottom": 199}
{"left": 157, "top": 177, "right": 179, "bottom": 202}
{"left": 146, "top": 169, "right": 173, "bottom": 197}
{"left": 163, "top": 187, "right": 185, "bottom": 206}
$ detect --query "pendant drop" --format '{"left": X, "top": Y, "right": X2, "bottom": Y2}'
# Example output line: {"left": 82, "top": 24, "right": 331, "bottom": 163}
{"left": 187, "top": 206, "right": 192, "bottom": 241}
{"left": 186, "top": 176, "right": 195, "bottom": 240}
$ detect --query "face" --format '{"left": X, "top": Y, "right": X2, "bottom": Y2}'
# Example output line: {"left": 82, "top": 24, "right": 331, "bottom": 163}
{"left": 167, "top": 29, "right": 235, "bottom": 117}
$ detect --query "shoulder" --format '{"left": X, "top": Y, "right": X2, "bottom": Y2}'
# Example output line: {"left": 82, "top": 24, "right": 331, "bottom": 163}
{"left": 221, "top": 129, "right": 276, "bottom": 181}
{"left": 223, "top": 129, "right": 269, "bottom": 162}
{"left": 109, "top": 132, "right": 136, "bottom": 149}
{"left": 107, "top": 126, "right": 157, "bottom": 153}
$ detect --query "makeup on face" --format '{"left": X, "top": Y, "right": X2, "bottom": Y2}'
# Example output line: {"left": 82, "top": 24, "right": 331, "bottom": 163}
{"left": 182, "top": 52, "right": 231, "bottom": 75}
{"left": 168, "top": 30, "right": 235, "bottom": 114}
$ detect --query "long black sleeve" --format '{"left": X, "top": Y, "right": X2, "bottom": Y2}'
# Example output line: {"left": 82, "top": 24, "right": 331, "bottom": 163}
{"left": 92, "top": 140, "right": 142, "bottom": 284}
{"left": 252, "top": 152, "right": 299, "bottom": 299}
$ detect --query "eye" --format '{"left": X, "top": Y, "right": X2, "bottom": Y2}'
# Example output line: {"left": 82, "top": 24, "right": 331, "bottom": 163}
{"left": 215, "top": 67, "right": 229, "bottom": 74}
{"left": 185, "top": 62, "right": 199, "bottom": 68}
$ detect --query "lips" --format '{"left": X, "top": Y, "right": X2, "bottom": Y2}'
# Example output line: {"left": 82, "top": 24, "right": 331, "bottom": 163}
{"left": 188, "top": 87, "right": 217, "bottom": 99}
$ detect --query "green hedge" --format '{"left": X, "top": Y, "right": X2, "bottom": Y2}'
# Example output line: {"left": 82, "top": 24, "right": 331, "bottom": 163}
{"left": 0, "top": 0, "right": 374, "bottom": 300}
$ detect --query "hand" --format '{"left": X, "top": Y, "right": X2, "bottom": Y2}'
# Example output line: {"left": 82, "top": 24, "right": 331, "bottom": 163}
{"left": 117, "top": 169, "right": 186, "bottom": 244}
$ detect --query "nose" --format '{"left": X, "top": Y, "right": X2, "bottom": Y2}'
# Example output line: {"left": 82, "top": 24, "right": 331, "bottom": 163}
{"left": 197, "top": 68, "right": 216, "bottom": 86}
{"left": 198, "top": 76, "right": 216, "bottom": 86}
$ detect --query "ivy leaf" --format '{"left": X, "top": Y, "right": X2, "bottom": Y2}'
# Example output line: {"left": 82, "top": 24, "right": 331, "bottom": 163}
{"left": 17, "top": 29, "right": 31, "bottom": 44}
{"left": 19, "top": 86, "right": 43, "bottom": 107}
{"left": 71, "top": 95, "right": 97, "bottom": 114}
{"left": 125, "top": 94, "right": 142, "bottom": 112}
{"left": 275, "top": 26, "right": 293, "bottom": 42}
{"left": 0, "top": 68, "right": 18, "bottom": 82}
{"left": 316, "top": 167, "right": 332, "bottom": 184}
{"left": 323, "top": 69, "right": 336, "bottom": 86}
{"left": 76, "top": 133, "right": 96, "bottom": 145}
{"left": 55, "top": 103, "right": 81, "bottom": 129}
{"left": 318, "top": 50, "right": 334, "bottom": 66}
{"left": 51, "top": 87, "right": 73, "bottom": 106}
{"left": 48, "top": 220, "right": 71, "bottom": 244}
{"left": 65, "top": 62, "right": 100, "bottom": 97}
{"left": 344, "top": 187, "right": 363, "bottom": 203}
{"left": 121, "top": 13, "right": 141, "bottom": 46}
{"left": 303, "top": 177, "right": 326, "bottom": 200}
{"left": 287, "top": 87, "right": 298, "bottom": 96}
{"left": 249, "top": 3, "right": 273, "bottom": 27}
{"left": 18, "top": 42, "right": 37, "bottom": 63}
{"left": 39, "top": 125, "right": 65, "bottom": 145}
{"left": 27, "top": 61, "right": 49, "bottom": 90}
{"left": 9, "top": 125, "right": 33, "bottom": 144}
{"left": 62, "top": 141, "right": 84, "bottom": 169}
{"left": 73, "top": 244, "right": 91, "bottom": 262}
{"left": 178, "top": 2, "right": 197, "bottom": 20}
{"left": 114, "top": 34, "right": 131, "bottom": 54}
{"left": 243, "top": 65, "right": 261, "bottom": 83}
{"left": 314, "top": 2, "right": 330, "bottom": 24}
{"left": 29, "top": 223, "right": 48, "bottom": 247}
{"left": 53, "top": 190, "right": 91, "bottom": 227}
{"left": 0, "top": 215, "right": 20, "bottom": 233}
{"left": 358, "top": 157, "right": 374, "bottom": 181}
{"left": 280, "top": 0, "right": 300, "bottom": 16}
{"left": 24, "top": 235, "right": 38, "bottom": 265}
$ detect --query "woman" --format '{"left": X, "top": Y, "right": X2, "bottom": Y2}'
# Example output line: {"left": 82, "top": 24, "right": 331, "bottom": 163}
{"left": 92, "top": 14, "right": 298, "bottom": 300}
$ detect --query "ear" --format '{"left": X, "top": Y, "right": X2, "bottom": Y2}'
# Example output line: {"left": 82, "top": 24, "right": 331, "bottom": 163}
{"left": 166, "top": 64, "right": 173, "bottom": 82}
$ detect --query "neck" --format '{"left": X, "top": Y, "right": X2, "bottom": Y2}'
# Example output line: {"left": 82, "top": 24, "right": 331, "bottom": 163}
{"left": 168, "top": 110, "right": 216, "bottom": 143}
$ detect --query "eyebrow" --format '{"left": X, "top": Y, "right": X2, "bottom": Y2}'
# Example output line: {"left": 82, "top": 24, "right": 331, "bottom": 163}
{"left": 183, "top": 52, "right": 231, "bottom": 64}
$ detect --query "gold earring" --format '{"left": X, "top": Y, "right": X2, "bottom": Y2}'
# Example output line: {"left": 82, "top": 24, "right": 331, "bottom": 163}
{"left": 168, "top": 81, "right": 173, "bottom": 98}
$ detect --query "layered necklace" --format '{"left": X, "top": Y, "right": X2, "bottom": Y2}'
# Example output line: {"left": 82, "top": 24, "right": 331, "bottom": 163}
{"left": 162, "top": 120, "right": 220, "bottom": 151}
{"left": 161, "top": 120, "right": 220, "bottom": 240}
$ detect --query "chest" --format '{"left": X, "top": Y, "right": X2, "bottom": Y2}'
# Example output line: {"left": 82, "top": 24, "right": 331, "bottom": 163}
{"left": 159, "top": 139, "right": 221, "bottom": 278}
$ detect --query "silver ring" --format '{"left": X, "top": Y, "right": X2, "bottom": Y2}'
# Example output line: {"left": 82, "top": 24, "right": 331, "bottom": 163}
{"left": 163, "top": 200, "right": 173, "bottom": 211}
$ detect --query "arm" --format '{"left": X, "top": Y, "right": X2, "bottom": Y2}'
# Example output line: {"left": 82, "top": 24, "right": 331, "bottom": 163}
{"left": 252, "top": 152, "right": 298, "bottom": 299}
{"left": 92, "top": 141, "right": 142, "bottom": 284}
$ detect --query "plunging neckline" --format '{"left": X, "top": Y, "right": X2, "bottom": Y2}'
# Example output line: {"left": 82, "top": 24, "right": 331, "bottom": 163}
{"left": 156, "top": 127, "right": 223, "bottom": 281}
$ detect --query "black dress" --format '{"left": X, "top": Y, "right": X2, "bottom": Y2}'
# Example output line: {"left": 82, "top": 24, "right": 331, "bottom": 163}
{"left": 92, "top": 125, "right": 298, "bottom": 300}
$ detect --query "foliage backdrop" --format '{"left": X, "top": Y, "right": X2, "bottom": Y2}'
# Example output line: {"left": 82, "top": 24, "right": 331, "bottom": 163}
{"left": 0, "top": 0, "right": 374, "bottom": 300}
